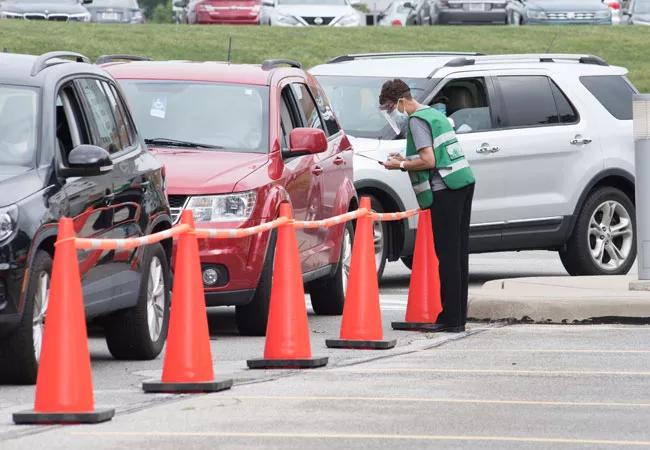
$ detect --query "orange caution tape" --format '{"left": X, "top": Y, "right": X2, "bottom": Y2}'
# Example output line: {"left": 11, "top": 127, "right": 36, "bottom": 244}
{"left": 371, "top": 209, "right": 419, "bottom": 222}
{"left": 194, "top": 216, "right": 289, "bottom": 240}
{"left": 73, "top": 224, "right": 191, "bottom": 251}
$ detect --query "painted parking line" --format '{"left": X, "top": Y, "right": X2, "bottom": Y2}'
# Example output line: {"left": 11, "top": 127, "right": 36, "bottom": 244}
{"left": 215, "top": 394, "right": 650, "bottom": 408}
{"left": 332, "top": 368, "right": 650, "bottom": 376}
{"left": 68, "top": 431, "right": 650, "bottom": 446}
{"left": 432, "top": 349, "right": 650, "bottom": 354}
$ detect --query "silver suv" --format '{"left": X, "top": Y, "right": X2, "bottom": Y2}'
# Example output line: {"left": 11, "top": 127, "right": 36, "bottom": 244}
{"left": 311, "top": 52, "right": 638, "bottom": 278}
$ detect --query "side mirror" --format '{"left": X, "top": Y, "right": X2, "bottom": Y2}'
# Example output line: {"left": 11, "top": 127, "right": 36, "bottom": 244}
{"left": 173, "top": 0, "right": 188, "bottom": 7}
{"left": 62, "top": 145, "right": 113, "bottom": 177}
{"left": 262, "top": 0, "right": 274, "bottom": 7}
{"left": 287, "top": 128, "right": 327, "bottom": 157}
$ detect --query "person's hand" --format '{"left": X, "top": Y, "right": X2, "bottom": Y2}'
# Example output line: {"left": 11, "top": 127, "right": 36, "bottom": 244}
{"left": 387, "top": 152, "right": 406, "bottom": 162}
{"left": 383, "top": 158, "right": 402, "bottom": 170}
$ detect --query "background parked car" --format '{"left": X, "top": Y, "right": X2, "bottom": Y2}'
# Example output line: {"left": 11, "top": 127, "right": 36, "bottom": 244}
{"left": 260, "top": 0, "right": 364, "bottom": 26}
{"left": 175, "top": 0, "right": 261, "bottom": 24}
{"left": 377, "top": 0, "right": 432, "bottom": 25}
{"left": 0, "top": 52, "right": 173, "bottom": 384}
{"left": 506, "top": 0, "right": 612, "bottom": 25}
{"left": 432, "top": 0, "right": 508, "bottom": 24}
{"left": 622, "top": 0, "right": 650, "bottom": 23}
{"left": 0, "top": 0, "right": 91, "bottom": 20}
{"left": 87, "top": 0, "right": 145, "bottom": 23}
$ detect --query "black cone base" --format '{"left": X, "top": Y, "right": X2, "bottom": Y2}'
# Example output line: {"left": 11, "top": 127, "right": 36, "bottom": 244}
{"left": 247, "top": 356, "right": 328, "bottom": 369}
{"left": 13, "top": 408, "right": 115, "bottom": 425}
{"left": 392, "top": 321, "right": 438, "bottom": 331}
{"left": 142, "top": 378, "right": 233, "bottom": 393}
{"left": 326, "top": 338, "right": 397, "bottom": 350}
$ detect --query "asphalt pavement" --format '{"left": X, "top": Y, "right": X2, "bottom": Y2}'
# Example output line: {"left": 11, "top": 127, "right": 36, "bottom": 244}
{"left": 2, "top": 251, "right": 649, "bottom": 449}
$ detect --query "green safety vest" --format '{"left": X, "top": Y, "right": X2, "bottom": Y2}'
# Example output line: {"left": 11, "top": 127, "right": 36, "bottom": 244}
{"left": 405, "top": 107, "right": 475, "bottom": 209}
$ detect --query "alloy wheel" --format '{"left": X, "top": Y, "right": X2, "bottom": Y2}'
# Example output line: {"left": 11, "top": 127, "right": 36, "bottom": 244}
{"left": 588, "top": 200, "right": 633, "bottom": 271}
{"left": 341, "top": 226, "right": 353, "bottom": 294}
{"left": 372, "top": 218, "right": 384, "bottom": 271}
{"left": 32, "top": 271, "right": 49, "bottom": 362}
{"left": 146, "top": 256, "right": 166, "bottom": 342}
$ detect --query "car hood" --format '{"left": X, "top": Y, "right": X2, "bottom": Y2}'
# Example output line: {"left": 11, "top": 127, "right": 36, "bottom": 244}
{"left": 0, "top": 1, "right": 88, "bottom": 13}
{"left": 275, "top": 4, "right": 354, "bottom": 16}
{"left": 0, "top": 166, "right": 42, "bottom": 207}
{"left": 151, "top": 148, "right": 269, "bottom": 195}
{"left": 525, "top": 0, "right": 608, "bottom": 11}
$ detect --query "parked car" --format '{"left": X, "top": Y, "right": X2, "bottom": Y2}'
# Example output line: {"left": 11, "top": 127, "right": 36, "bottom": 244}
{"left": 377, "top": 0, "right": 432, "bottom": 25}
{"left": 622, "top": 0, "right": 650, "bottom": 23}
{"left": 432, "top": 0, "right": 508, "bottom": 24}
{"left": 311, "top": 52, "right": 638, "bottom": 278}
{"left": 0, "top": 0, "right": 91, "bottom": 20}
{"left": 104, "top": 57, "right": 356, "bottom": 336}
{"left": 260, "top": 0, "right": 363, "bottom": 26}
{"left": 86, "top": 0, "right": 145, "bottom": 23}
{"left": 175, "top": 0, "right": 261, "bottom": 24}
{"left": 0, "top": 51, "right": 173, "bottom": 384}
{"left": 506, "top": 0, "right": 612, "bottom": 25}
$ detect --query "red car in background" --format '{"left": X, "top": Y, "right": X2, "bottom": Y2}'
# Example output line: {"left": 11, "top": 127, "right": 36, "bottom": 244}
{"left": 103, "top": 57, "right": 356, "bottom": 336}
{"left": 178, "top": 0, "right": 262, "bottom": 24}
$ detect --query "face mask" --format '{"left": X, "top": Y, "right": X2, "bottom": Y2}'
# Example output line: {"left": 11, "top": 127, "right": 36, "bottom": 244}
{"left": 432, "top": 102, "right": 447, "bottom": 116}
{"left": 382, "top": 99, "right": 408, "bottom": 135}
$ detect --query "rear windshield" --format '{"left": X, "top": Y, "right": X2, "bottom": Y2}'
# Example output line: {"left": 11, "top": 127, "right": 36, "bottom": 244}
{"left": 314, "top": 75, "right": 430, "bottom": 139}
{"left": 120, "top": 81, "right": 269, "bottom": 153}
{"left": 580, "top": 75, "right": 637, "bottom": 120}
{"left": 0, "top": 85, "right": 38, "bottom": 167}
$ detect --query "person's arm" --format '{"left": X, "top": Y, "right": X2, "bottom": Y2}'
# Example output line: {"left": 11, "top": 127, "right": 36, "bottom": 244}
{"left": 384, "top": 117, "right": 436, "bottom": 171}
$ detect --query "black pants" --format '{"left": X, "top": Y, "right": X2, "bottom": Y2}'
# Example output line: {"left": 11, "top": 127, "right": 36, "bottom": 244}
{"left": 429, "top": 183, "right": 475, "bottom": 327}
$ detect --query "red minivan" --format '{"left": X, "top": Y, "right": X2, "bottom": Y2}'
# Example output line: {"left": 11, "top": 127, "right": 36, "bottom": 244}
{"left": 104, "top": 58, "right": 356, "bottom": 335}
{"left": 191, "top": 0, "right": 261, "bottom": 24}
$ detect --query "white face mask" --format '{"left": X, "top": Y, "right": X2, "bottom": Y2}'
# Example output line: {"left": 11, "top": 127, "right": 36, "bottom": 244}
{"left": 382, "top": 99, "right": 408, "bottom": 135}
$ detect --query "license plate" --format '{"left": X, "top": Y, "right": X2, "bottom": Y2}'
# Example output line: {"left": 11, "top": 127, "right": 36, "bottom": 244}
{"left": 468, "top": 3, "right": 486, "bottom": 11}
{"left": 100, "top": 12, "right": 119, "bottom": 20}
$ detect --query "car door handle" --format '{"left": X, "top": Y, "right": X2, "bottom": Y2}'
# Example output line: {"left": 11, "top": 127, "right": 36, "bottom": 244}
{"left": 311, "top": 166, "right": 323, "bottom": 176}
{"left": 104, "top": 189, "right": 115, "bottom": 204}
{"left": 570, "top": 136, "right": 592, "bottom": 145}
{"left": 476, "top": 144, "right": 500, "bottom": 154}
{"left": 333, "top": 156, "right": 345, "bottom": 166}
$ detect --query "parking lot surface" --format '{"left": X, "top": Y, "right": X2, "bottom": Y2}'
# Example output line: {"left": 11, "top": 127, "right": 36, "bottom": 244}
{"left": 1, "top": 252, "right": 648, "bottom": 449}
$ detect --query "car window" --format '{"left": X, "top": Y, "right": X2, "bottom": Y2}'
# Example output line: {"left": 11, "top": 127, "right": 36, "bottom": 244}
{"left": 549, "top": 80, "right": 579, "bottom": 124}
{"left": 291, "top": 83, "right": 325, "bottom": 131}
{"left": 311, "top": 84, "right": 340, "bottom": 137}
{"left": 56, "top": 85, "right": 91, "bottom": 160}
{"left": 498, "top": 76, "right": 561, "bottom": 128}
{"left": 101, "top": 82, "right": 134, "bottom": 150}
{"left": 280, "top": 87, "right": 299, "bottom": 150}
{"left": 433, "top": 77, "right": 493, "bottom": 134}
{"left": 76, "top": 79, "right": 124, "bottom": 154}
{"left": 580, "top": 75, "right": 636, "bottom": 120}
{"left": 0, "top": 85, "right": 38, "bottom": 166}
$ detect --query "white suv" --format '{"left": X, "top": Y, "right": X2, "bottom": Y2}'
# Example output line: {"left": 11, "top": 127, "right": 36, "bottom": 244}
{"left": 311, "top": 52, "right": 638, "bottom": 277}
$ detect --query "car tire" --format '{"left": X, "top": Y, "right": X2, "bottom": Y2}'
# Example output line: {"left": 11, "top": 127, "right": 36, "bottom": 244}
{"left": 364, "top": 194, "right": 388, "bottom": 280}
{"left": 0, "top": 250, "right": 51, "bottom": 384}
{"left": 104, "top": 243, "right": 170, "bottom": 360}
{"left": 236, "top": 230, "right": 276, "bottom": 336}
{"left": 401, "top": 255, "right": 413, "bottom": 270}
{"left": 559, "top": 187, "right": 636, "bottom": 276}
{"left": 308, "top": 220, "right": 354, "bottom": 315}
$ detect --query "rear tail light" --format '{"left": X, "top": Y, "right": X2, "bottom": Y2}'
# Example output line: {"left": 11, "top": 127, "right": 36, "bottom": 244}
{"left": 391, "top": 19, "right": 403, "bottom": 26}
{"left": 609, "top": 2, "right": 621, "bottom": 10}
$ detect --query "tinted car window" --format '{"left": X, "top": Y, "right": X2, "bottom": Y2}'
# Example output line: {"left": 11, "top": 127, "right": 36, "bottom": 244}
{"left": 291, "top": 83, "right": 325, "bottom": 131}
{"left": 311, "top": 85, "right": 340, "bottom": 137}
{"left": 77, "top": 79, "right": 123, "bottom": 154}
{"left": 102, "top": 81, "right": 133, "bottom": 149}
{"left": 550, "top": 81, "right": 578, "bottom": 124}
{"left": 580, "top": 75, "right": 636, "bottom": 120}
{"left": 0, "top": 85, "right": 38, "bottom": 166}
{"left": 499, "top": 76, "right": 559, "bottom": 128}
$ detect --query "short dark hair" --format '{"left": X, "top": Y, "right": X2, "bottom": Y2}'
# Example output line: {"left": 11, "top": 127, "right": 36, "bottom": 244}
{"left": 379, "top": 79, "right": 412, "bottom": 106}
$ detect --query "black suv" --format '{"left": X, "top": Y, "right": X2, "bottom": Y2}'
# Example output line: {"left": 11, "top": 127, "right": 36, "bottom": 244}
{"left": 0, "top": 52, "right": 173, "bottom": 384}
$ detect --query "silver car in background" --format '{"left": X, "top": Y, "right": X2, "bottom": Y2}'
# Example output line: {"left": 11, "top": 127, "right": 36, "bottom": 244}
{"left": 261, "top": 0, "right": 364, "bottom": 26}
{"left": 87, "top": 0, "right": 145, "bottom": 22}
{"left": 432, "top": 0, "right": 508, "bottom": 23}
{"left": 622, "top": 0, "right": 650, "bottom": 23}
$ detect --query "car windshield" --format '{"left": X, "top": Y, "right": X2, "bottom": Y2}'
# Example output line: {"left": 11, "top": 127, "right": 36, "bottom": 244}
{"left": 119, "top": 81, "right": 269, "bottom": 153}
{"left": 90, "top": 0, "right": 139, "bottom": 7}
{"left": 0, "top": 85, "right": 38, "bottom": 167}
{"left": 278, "top": 0, "right": 347, "bottom": 5}
{"left": 634, "top": 0, "right": 650, "bottom": 13}
{"left": 314, "top": 75, "right": 430, "bottom": 139}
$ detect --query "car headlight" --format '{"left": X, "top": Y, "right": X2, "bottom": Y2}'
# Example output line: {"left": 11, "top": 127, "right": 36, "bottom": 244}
{"left": 0, "top": 206, "right": 18, "bottom": 243}
{"left": 335, "top": 13, "right": 359, "bottom": 26}
{"left": 70, "top": 12, "right": 91, "bottom": 21}
{"left": 185, "top": 191, "right": 256, "bottom": 223}
{"left": 0, "top": 11, "right": 23, "bottom": 18}
{"left": 527, "top": 9, "right": 546, "bottom": 19}
{"left": 595, "top": 9, "right": 612, "bottom": 19}
{"left": 275, "top": 12, "right": 299, "bottom": 24}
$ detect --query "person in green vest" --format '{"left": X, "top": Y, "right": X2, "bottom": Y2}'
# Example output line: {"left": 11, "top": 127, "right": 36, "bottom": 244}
{"left": 379, "top": 79, "right": 475, "bottom": 333}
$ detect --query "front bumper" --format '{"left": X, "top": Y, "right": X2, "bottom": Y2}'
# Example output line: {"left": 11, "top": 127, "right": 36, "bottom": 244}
{"left": 195, "top": 11, "right": 259, "bottom": 24}
{"left": 438, "top": 8, "right": 506, "bottom": 24}
{"left": 526, "top": 18, "right": 611, "bottom": 25}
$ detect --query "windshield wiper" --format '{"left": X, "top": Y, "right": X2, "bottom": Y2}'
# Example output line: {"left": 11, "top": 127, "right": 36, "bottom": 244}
{"left": 145, "top": 138, "right": 223, "bottom": 149}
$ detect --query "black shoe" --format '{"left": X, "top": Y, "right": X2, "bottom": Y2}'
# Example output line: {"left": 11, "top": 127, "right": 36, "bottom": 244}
{"left": 443, "top": 325, "right": 466, "bottom": 333}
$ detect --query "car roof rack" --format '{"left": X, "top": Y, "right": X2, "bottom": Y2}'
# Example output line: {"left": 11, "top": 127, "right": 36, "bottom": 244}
{"left": 327, "top": 52, "right": 485, "bottom": 64}
{"left": 95, "top": 54, "right": 152, "bottom": 65}
{"left": 261, "top": 59, "right": 302, "bottom": 70}
{"left": 442, "top": 53, "right": 609, "bottom": 69}
{"left": 30, "top": 51, "right": 90, "bottom": 77}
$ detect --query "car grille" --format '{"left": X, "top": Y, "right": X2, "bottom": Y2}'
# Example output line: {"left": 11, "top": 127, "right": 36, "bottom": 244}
{"left": 546, "top": 12, "right": 596, "bottom": 20}
{"left": 302, "top": 16, "right": 334, "bottom": 25}
{"left": 168, "top": 195, "right": 188, "bottom": 224}
{"left": 22, "top": 13, "right": 72, "bottom": 20}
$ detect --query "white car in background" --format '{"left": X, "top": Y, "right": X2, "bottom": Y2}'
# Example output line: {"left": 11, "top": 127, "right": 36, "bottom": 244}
{"left": 311, "top": 52, "right": 639, "bottom": 278}
{"left": 261, "top": 0, "right": 364, "bottom": 26}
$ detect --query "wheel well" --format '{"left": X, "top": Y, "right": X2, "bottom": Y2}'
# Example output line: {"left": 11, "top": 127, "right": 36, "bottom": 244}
{"left": 151, "top": 221, "right": 173, "bottom": 263}
{"left": 589, "top": 176, "right": 635, "bottom": 205}
{"left": 37, "top": 236, "right": 56, "bottom": 259}
{"left": 356, "top": 187, "right": 404, "bottom": 261}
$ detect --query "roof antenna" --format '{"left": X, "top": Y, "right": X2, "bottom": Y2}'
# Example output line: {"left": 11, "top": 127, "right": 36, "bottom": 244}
{"left": 227, "top": 36, "right": 233, "bottom": 64}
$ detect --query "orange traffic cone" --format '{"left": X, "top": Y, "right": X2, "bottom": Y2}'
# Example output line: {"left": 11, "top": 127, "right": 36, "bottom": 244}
{"left": 392, "top": 209, "right": 443, "bottom": 331}
{"left": 326, "top": 197, "right": 396, "bottom": 350}
{"left": 13, "top": 217, "right": 114, "bottom": 424}
{"left": 143, "top": 210, "right": 232, "bottom": 393}
{"left": 247, "top": 203, "right": 328, "bottom": 369}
